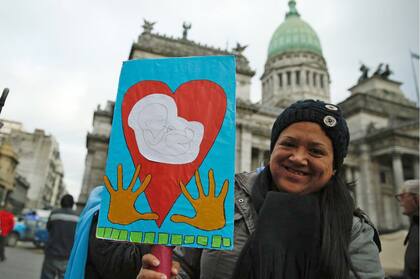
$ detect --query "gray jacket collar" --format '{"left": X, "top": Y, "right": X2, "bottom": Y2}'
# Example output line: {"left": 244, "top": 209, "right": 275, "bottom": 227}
{"left": 235, "top": 171, "right": 258, "bottom": 196}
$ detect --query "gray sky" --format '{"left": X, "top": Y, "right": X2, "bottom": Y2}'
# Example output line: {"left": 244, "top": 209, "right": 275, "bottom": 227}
{"left": 1, "top": 0, "right": 418, "bottom": 199}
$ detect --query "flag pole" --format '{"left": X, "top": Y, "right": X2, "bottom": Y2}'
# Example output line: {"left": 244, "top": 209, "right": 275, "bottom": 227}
{"left": 410, "top": 51, "right": 419, "bottom": 106}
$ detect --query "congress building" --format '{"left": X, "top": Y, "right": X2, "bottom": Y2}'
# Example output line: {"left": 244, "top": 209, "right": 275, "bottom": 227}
{"left": 78, "top": 0, "right": 419, "bottom": 232}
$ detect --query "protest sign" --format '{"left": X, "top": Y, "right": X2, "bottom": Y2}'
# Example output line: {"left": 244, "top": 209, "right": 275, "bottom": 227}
{"left": 97, "top": 56, "right": 236, "bottom": 251}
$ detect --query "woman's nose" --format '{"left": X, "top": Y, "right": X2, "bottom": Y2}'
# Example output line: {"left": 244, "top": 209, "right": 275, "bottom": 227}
{"left": 288, "top": 148, "right": 308, "bottom": 165}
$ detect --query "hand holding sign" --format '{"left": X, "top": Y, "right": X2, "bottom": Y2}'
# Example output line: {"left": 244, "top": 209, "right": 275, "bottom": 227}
{"left": 171, "top": 169, "right": 229, "bottom": 231}
{"left": 104, "top": 164, "right": 159, "bottom": 225}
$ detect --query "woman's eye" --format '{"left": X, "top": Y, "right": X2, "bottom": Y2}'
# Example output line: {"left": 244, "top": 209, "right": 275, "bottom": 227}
{"left": 310, "top": 148, "right": 325, "bottom": 156}
{"left": 280, "top": 141, "right": 295, "bottom": 147}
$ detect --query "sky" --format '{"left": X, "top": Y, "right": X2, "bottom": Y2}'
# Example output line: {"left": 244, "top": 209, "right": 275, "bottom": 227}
{"left": 0, "top": 0, "right": 418, "bottom": 199}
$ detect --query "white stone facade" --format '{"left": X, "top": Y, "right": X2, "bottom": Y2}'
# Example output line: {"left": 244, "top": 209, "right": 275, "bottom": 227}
{"left": 339, "top": 76, "right": 419, "bottom": 230}
{"left": 0, "top": 120, "right": 65, "bottom": 209}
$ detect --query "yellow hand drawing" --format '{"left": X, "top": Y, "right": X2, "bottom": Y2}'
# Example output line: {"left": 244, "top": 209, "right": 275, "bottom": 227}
{"left": 171, "top": 169, "right": 229, "bottom": 231}
{"left": 104, "top": 164, "right": 159, "bottom": 225}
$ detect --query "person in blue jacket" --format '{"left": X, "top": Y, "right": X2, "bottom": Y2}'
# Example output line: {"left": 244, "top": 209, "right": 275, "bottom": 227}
{"left": 65, "top": 186, "right": 150, "bottom": 279}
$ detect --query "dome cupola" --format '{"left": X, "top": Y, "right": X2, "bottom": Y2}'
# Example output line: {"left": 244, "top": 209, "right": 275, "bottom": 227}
{"left": 268, "top": 0, "right": 322, "bottom": 58}
{"left": 261, "top": 0, "right": 330, "bottom": 108}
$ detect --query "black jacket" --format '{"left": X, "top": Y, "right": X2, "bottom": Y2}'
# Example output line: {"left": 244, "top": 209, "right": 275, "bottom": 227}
{"left": 404, "top": 215, "right": 419, "bottom": 279}
{"left": 85, "top": 212, "right": 150, "bottom": 279}
{"left": 45, "top": 208, "right": 79, "bottom": 259}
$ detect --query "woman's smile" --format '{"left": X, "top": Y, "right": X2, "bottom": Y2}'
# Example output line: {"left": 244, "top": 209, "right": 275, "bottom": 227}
{"left": 282, "top": 165, "right": 309, "bottom": 176}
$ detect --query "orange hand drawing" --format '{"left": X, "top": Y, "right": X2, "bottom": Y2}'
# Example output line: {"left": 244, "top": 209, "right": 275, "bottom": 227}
{"left": 104, "top": 164, "right": 159, "bottom": 225}
{"left": 170, "top": 169, "right": 229, "bottom": 231}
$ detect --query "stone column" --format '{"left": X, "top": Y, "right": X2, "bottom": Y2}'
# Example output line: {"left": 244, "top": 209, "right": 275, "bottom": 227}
{"left": 345, "top": 166, "right": 356, "bottom": 201}
{"left": 289, "top": 71, "right": 294, "bottom": 89}
{"left": 392, "top": 152, "right": 408, "bottom": 227}
{"left": 354, "top": 168, "right": 363, "bottom": 208}
{"left": 257, "top": 149, "right": 265, "bottom": 168}
{"left": 345, "top": 166, "right": 353, "bottom": 182}
{"left": 273, "top": 72, "right": 279, "bottom": 95}
{"left": 359, "top": 144, "right": 378, "bottom": 225}
{"left": 392, "top": 153, "right": 404, "bottom": 192}
{"left": 240, "top": 127, "right": 252, "bottom": 172}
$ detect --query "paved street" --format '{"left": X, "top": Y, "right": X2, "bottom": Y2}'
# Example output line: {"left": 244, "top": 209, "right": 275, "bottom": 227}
{"left": 0, "top": 242, "right": 44, "bottom": 278}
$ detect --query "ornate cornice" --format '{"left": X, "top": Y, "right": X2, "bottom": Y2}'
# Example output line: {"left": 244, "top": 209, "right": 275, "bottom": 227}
{"left": 339, "top": 93, "right": 419, "bottom": 120}
{"left": 129, "top": 32, "right": 255, "bottom": 77}
{"left": 350, "top": 122, "right": 419, "bottom": 155}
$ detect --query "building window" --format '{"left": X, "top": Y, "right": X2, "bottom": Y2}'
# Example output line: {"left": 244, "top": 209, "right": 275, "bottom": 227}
{"left": 287, "top": 71, "right": 291, "bottom": 86}
{"left": 296, "top": 71, "right": 300, "bottom": 85}
{"left": 306, "top": 71, "right": 310, "bottom": 85}
{"left": 313, "top": 73, "right": 317, "bottom": 87}
{"left": 380, "top": 171, "right": 387, "bottom": 184}
{"left": 278, "top": 73, "right": 283, "bottom": 88}
{"left": 320, "top": 74, "right": 324, "bottom": 88}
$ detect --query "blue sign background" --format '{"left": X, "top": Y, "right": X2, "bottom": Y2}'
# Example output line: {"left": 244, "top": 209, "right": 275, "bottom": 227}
{"left": 97, "top": 56, "right": 236, "bottom": 250}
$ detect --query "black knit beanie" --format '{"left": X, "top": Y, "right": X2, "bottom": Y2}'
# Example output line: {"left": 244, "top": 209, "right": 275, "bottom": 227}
{"left": 270, "top": 99, "right": 350, "bottom": 170}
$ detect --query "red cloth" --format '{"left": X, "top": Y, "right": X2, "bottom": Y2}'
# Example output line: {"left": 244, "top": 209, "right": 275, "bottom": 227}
{"left": 0, "top": 210, "right": 15, "bottom": 237}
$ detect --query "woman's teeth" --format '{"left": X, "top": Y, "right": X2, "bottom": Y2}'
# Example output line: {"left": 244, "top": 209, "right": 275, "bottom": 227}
{"left": 285, "top": 166, "right": 307, "bottom": 176}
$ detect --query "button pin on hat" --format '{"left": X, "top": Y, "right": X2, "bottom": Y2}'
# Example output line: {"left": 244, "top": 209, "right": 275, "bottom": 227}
{"left": 325, "top": 104, "right": 338, "bottom": 111}
{"left": 323, "top": 115, "right": 337, "bottom": 127}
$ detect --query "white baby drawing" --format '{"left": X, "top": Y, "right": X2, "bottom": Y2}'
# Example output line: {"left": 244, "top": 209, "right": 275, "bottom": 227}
{"left": 128, "top": 93, "right": 204, "bottom": 164}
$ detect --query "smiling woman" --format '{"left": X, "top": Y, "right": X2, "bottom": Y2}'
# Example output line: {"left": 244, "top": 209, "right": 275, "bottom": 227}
{"left": 269, "top": 122, "right": 334, "bottom": 194}
{"left": 138, "top": 99, "right": 384, "bottom": 279}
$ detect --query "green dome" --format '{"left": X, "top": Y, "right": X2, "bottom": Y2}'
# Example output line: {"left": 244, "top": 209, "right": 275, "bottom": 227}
{"left": 268, "top": 0, "right": 322, "bottom": 58}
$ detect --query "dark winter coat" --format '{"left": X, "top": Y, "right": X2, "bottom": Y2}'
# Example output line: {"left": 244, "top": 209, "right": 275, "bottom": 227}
{"left": 174, "top": 171, "right": 384, "bottom": 279}
{"left": 404, "top": 215, "right": 419, "bottom": 279}
{"left": 45, "top": 208, "right": 79, "bottom": 260}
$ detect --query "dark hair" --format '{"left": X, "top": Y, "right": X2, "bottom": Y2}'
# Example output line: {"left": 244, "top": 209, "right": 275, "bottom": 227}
{"left": 268, "top": 100, "right": 358, "bottom": 278}
{"left": 319, "top": 170, "right": 360, "bottom": 279}
{"left": 60, "top": 194, "right": 74, "bottom": 208}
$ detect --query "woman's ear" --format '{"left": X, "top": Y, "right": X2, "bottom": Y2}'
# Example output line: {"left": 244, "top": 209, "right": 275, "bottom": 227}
{"left": 332, "top": 169, "right": 337, "bottom": 175}
{"left": 413, "top": 194, "right": 419, "bottom": 207}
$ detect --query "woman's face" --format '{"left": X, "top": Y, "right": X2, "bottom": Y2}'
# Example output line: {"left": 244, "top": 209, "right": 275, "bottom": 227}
{"left": 269, "top": 122, "right": 334, "bottom": 194}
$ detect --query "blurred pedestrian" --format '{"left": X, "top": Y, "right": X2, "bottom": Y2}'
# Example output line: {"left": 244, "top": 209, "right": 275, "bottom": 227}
{"left": 40, "top": 194, "right": 79, "bottom": 279}
{"left": 0, "top": 202, "right": 15, "bottom": 262}
{"left": 395, "top": 179, "right": 419, "bottom": 279}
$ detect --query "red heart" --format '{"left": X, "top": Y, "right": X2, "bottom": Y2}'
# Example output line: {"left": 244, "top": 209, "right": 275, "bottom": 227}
{"left": 121, "top": 80, "right": 227, "bottom": 227}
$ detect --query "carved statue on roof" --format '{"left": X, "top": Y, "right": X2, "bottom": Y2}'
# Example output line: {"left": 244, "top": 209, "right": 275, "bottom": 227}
{"left": 380, "top": 64, "right": 392, "bottom": 79}
{"left": 358, "top": 63, "right": 370, "bottom": 83}
{"left": 371, "top": 63, "right": 392, "bottom": 80}
{"left": 182, "top": 22, "right": 192, "bottom": 39}
{"left": 142, "top": 19, "right": 156, "bottom": 34}
{"left": 373, "top": 63, "right": 384, "bottom": 76}
{"left": 232, "top": 43, "right": 248, "bottom": 55}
